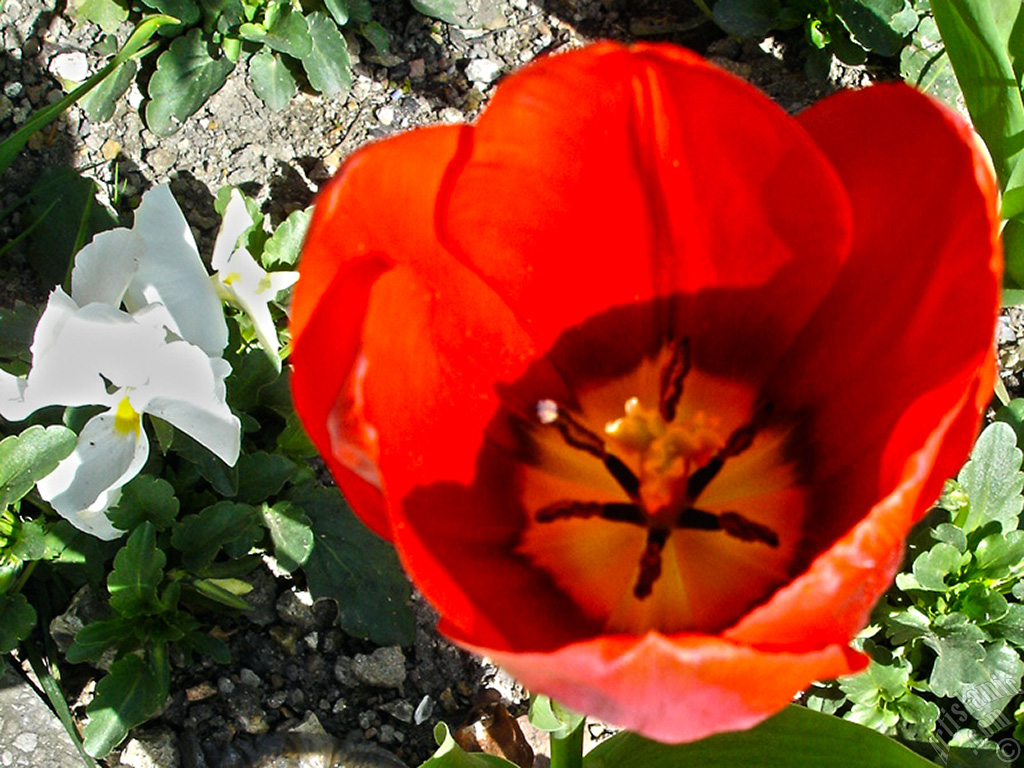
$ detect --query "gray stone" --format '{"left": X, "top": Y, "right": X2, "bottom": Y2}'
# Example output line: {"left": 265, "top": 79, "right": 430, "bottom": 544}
{"left": 119, "top": 726, "right": 181, "bottom": 768}
{"left": 351, "top": 647, "right": 406, "bottom": 688}
{"left": 275, "top": 588, "right": 316, "bottom": 630}
{"left": 48, "top": 51, "right": 88, "bottom": 83}
{"left": 465, "top": 58, "right": 502, "bottom": 84}
{"left": 0, "top": 661, "right": 82, "bottom": 768}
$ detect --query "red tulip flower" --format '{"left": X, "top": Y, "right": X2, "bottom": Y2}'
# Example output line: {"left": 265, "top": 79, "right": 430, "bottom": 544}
{"left": 291, "top": 43, "right": 1000, "bottom": 743}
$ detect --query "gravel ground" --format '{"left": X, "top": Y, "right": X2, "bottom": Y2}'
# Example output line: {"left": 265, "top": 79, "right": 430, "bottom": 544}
{"left": 0, "top": 0, "right": 944, "bottom": 766}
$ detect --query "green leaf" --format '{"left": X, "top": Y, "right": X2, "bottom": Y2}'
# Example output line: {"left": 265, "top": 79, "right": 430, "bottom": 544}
{"left": 108, "top": 522, "right": 165, "bottom": 618}
{"left": 289, "top": 484, "right": 414, "bottom": 646}
{"left": 24, "top": 168, "right": 117, "bottom": 285}
{"left": 167, "top": 427, "right": 239, "bottom": 497}
{"left": 989, "top": 602, "right": 1024, "bottom": 644}
{"left": 68, "top": 0, "right": 130, "bottom": 33}
{"left": 145, "top": 27, "right": 235, "bottom": 137}
{"left": 900, "top": 15, "right": 962, "bottom": 109}
{"left": 276, "top": 412, "right": 319, "bottom": 459}
{"left": 236, "top": 451, "right": 297, "bottom": 505}
{"left": 80, "top": 58, "right": 137, "bottom": 123}
{"left": 241, "top": 5, "right": 311, "bottom": 57}
{"left": 528, "top": 695, "right": 585, "bottom": 740}
{"left": 107, "top": 475, "right": 180, "bottom": 532}
{"left": 359, "top": 21, "right": 390, "bottom": 57}
{"left": 933, "top": 522, "right": 968, "bottom": 553}
{"left": 995, "top": 398, "right": 1024, "bottom": 449}
{"left": 837, "top": 0, "right": 917, "bottom": 56}
{"left": 961, "top": 640, "right": 1023, "bottom": 727}
{"left": 0, "top": 302, "right": 40, "bottom": 362}
{"left": 958, "top": 583, "right": 1009, "bottom": 625}
{"left": 301, "top": 12, "right": 352, "bottom": 98}
{"left": 712, "top": 0, "right": 782, "bottom": 37}
{"left": 409, "top": 0, "right": 503, "bottom": 28}
{"left": 907, "top": 541, "right": 964, "bottom": 590}
{"left": 171, "top": 501, "right": 261, "bottom": 571}
{"left": 584, "top": 705, "right": 937, "bottom": 767}
{"left": 9, "top": 519, "right": 47, "bottom": 561}
{"left": 884, "top": 605, "right": 931, "bottom": 645}
{"left": 66, "top": 617, "right": 130, "bottom": 663}
{"left": 83, "top": 654, "right": 164, "bottom": 758}
{"left": 421, "top": 723, "right": 517, "bottom": 768}
{"left": 139, "top": 0, "right": 200, "bottom": 25}
{"left": 924, "top": 613, "right": 987, "bottom": 697}
{"left": 260, "top": 501, "right": 313, "bottom": 573}
{"left": 973, "top": 529, "right": 1024, "bottom": 577}
{"left": 226, "top": 345, "right": 279, "bottom": 411}
{"left": 840, "top": 658, "right": 911, "bottom": 705}
{"left": 262, "top": 207, "right": 311, "bottom": 268}
{"left": 956, "top": 422, "right": 1024, "bottom": 533}
{"left": 248, "top": 49, "right": 296, "bottom": 111}
{"left": 188, "top": 577, "right": 252, "bottom": 611}
{"left": 0, "top": 593, "right": 36, "bottom": 653}
{"left": 0, "top": 425, "right": 77, "bottom": 508}
{"left": 324, "top": 0, "right": 350, "bottom": 24}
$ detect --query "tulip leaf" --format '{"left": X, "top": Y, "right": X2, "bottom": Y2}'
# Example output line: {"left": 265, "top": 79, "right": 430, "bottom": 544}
{"left": 421, "top": 723, "right": 518, "bottom": 767}
{"left": 0, "top": 425, "right": 77, "bottom": 509}
{"left": 288, "top": 484, "right": 414, "bottom": 646}
{"left": 107, "top": 475, "right": 180, "bottom": 532}
{"left": 583, "top": 705, "right": 938, "bottom": 767}
{"left": 952, "top": 422, "right": 1024, "bottom": 534}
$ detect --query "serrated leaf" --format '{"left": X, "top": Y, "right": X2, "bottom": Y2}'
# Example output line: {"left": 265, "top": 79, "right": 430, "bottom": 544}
{"left": 248, "top": 49, "right": 296, "bottom": 111}
{"left": 167, "top": 427, "right": 238, "bottom": 497}
{"left": 276, "top": 412, "right": 319, "bottom": 459}
{"left": 422, "top": 723, "right": 517, "bottom": 768}
{"left": 958, "top": 583, "right": 1009, "bottom": 625}
{"left": 260, "top": 501, "right": 313, "bottom": 573}
{"left": 9, "top": 519, "right": 46, "bottom": 561}
{"left": 83, "top": 654, "right": 164, "bottom": 757}
{"left": 960, "top": 641, "right": 1023, "bottom": 728}
{"left": 226, "top": 345, "right": 280, "bottom": 411}
{"left": 242, "top": 5, "right": 311, "bottom": 57}
{"left": 584, "top": 705, "right": 938, "bottom": 768}
{"left": 145, "top": 28, "right": 235, "bottom": 137}
{"left": 837, "top": 0, "right": 917, "bottom": 56}
{"left": 301, "top": 12, "right": 352, "bottom": 98}
{"left": 973, "top": 530, "right": 1024, "bottom": 578}
{"left": 236, "top": 451, "right": 297, "bottom": 505}
{"left": 900, "top": 15, "right": 962, "bottom": 109}
{"left": 924, "top": 613, "right": 988, "bottom": 697}
{"left": 69, "top": 0, "right": 130, "bottom": 33}
{"left": 0, "top": 425, "right": 77, "bottom": 508}
{"left": 910, "top": 541, "right": 963, "bottom": 590}
{"left": 66, "top": 617, "right": 129, "bottom": 663}
{"left": 262, "top": 207, "right": 311, "bottom": 268}
{"left": 172, "top": 501, "right": 261, "bottom": 571}
{"left": 933, "top": 522, "right": 968, "bottom": 552}
{"left": 107, "top": 475, "right": 180, "bottom": 532}
{"left": 0, "top": 593, "right": 36, "bottom": 653}
{"left": 80, "top": 57, "right": 136, "bottom": 123}
{"left": 108, "top": 522, "right": 165, "bottom": 617}
{"left": 956, "top": 422, "right": 1024, "bottom": 533}
{"left": 289, "top": 484, "right": 414, "bottom": 645}
{"left": 990, "top": 603, "right": 1024, "bottom": 644}
{"left": 840, "top": 659, "right": 910, "bottom": 704}
{"left": 711, "top": 0, "right": 782, "bottom": 37}
{"left": 884, "top": 605, "right": 931, "bottom": 644}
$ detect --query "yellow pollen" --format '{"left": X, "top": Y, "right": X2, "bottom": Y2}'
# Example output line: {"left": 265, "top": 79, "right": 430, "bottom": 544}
{"left": 113, "top": 396, "right": 141, "bottom": 437}
{"left": 223, "top": 271, "right": 242, "bottom": 286}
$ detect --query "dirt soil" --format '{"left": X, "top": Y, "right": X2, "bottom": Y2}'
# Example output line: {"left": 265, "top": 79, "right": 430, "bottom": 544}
{"left": 0, "top": 1, "right": 905, "bottom": 766}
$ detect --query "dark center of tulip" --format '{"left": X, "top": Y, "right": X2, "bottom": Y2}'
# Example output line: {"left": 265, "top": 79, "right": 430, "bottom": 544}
{"left": 516, "top": 337, "right": 805, "bottom": 634}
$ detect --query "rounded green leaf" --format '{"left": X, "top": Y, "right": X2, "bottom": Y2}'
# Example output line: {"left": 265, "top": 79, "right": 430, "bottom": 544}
{"left": 248, "top": 50, "right": 297, "bottom": 111}
{"left": 0, "top": 425, "right": 77, "bottom": 508}
{"left": 301, "top": 12, "right": 352, "bottom": 98}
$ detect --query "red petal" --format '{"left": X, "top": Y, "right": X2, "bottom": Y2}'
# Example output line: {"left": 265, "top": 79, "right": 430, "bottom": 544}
{"left": 460, "top": 631, "right": 865, "bottom": 743}
{"left": 441, "top": 43, "right": 852, "bottom": 367}
{"left": 728, "top": 85, "right": 1000, "bottom": 649}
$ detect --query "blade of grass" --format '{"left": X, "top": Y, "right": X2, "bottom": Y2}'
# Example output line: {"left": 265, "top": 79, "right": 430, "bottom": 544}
{"left": 0, "top": 14, "right": 177, "bottom": 176}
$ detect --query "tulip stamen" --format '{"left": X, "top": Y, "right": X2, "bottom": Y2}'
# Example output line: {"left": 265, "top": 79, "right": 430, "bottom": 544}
{"left": 536, "top": 399, "right": 642, "bottom": 499}
{"left": 634, "top": 527, "right": 670, "bottom": 599}
{"left": 659, "top": 337, "right": 690, "bottom": 423}
{"left": 535, "top": 500, "right": 646, "bottom": 525}
{"left": 685, "top": 401, "right": 774, "bottom": 502}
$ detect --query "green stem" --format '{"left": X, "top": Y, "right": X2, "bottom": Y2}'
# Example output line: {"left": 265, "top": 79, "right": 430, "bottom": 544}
{"left": 549, "top": 718, "right": 585, "bottom": 768}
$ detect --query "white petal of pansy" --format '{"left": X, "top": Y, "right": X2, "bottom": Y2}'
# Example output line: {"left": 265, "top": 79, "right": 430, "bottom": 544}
{"left": 211, "top": 189, "right": 253, "bottom": 273}
{"left": 70, "top": 228, "right": 143, "bottom": 307}
{"left": 129, "top": 339, "right": 240, "bottom": 465}
{"left": 36, "top": 402, "right": 149, "bottom": 540}
{"left": 215, "top": 247, "right": 298, "bottom": 364}
{"left": 123, "top": 184, "right": 227, "bottom": 356}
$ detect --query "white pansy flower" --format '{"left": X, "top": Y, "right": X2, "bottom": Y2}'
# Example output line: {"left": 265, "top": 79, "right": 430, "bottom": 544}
{"left": 0, "top": 289, "right": 240, "bottom": 540}
{"left": 71, "top": 183, "right": 228, "bottom": 356}
{"left": 211, "top": 190, "right": 298, "bottom": 367}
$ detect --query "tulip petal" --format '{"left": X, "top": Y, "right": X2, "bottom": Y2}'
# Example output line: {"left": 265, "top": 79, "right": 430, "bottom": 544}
{"left": 728, "top": 84, "right": 1001, "bottom": 650}
{"left": 441, "top": 43, "right": 852, "bottom": 368}
{"left": 124, "top": 184, "right": 228, "bottom": 356}
{"left": 70, "top": 228, "right": 143, "bottom": 307}
{"left": 464, "top": 631, "right": 866, "bottom": 744}
{"left": 36, "top": 411, "right": 149, "bottom": 540}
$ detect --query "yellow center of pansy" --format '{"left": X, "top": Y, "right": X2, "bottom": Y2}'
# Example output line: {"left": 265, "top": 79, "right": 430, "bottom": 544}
{"left": 113, "top": 396, "right": 142, "bottom": 437}
{"left": 516, "top": 338, "right": 809, "bottom": 635}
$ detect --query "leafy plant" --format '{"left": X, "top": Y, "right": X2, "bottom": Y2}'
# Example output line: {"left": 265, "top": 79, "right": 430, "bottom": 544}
{"left": 806, "top": 420, "right": 1024, "bottom": 765}
{"left": 66, "top": 0, "right": 500, "bottom": 135}
{"left": 706, "top": 0, "right": 918, "bottom": 74}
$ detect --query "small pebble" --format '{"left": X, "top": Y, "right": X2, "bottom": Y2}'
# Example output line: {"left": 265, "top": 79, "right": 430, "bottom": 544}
{"left": 186, "top": 682, "right": 217, "bottom": 702}
{"left": 48, "top": 51, "right": 89, "bottom": 83}
{"left": 217, "top": 677, "right": 235, "bottom": 695}
{"left": 465, "top": 58, "right": 502, "bottom": 84}
{"left": 351, "top": 647, "right": 407, "bottom": 689}
{"left": 414, "top": 695, "right": 435, "bottom": 725}
{"left": 376, "top": 105, "right": 395, "bottom": 126}
{"left": 239, "top": 668, "right": 261, "bottom": 688}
